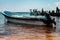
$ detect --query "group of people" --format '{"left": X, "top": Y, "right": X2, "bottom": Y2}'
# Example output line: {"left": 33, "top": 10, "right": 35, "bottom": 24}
{"left": 30, "top": 9, "right": 56, "bottom": 26}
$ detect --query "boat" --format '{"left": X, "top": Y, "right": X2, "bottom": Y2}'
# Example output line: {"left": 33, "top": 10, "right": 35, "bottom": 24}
{"left": 2, "top": 11, "right": 56, "bottom": 26}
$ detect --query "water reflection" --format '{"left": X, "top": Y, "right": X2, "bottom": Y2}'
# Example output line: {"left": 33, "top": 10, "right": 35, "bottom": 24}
{"left": 4, "top": 22, "right": 56, "bottom": 34}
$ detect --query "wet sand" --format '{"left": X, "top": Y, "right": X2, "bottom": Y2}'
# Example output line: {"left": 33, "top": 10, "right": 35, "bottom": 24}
{"left": 0, "top": 17, "right": 60, "bottom": 40}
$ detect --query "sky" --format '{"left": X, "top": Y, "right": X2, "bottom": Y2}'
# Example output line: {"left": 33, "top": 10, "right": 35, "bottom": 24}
{"left": 0, "top": 0, "right": 60, "bottom": 12}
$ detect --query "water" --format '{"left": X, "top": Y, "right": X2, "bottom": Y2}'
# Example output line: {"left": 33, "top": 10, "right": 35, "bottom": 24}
{"left": 0, "top": 12, "right": 60, "bottom": 40}
{"left": 0, "top": 13, "right": 6, "bottom": 34}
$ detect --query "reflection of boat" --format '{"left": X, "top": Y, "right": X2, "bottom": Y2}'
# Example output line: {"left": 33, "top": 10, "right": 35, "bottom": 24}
{"left": 2, "top": 11, "right": 56, "bottom": 26}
